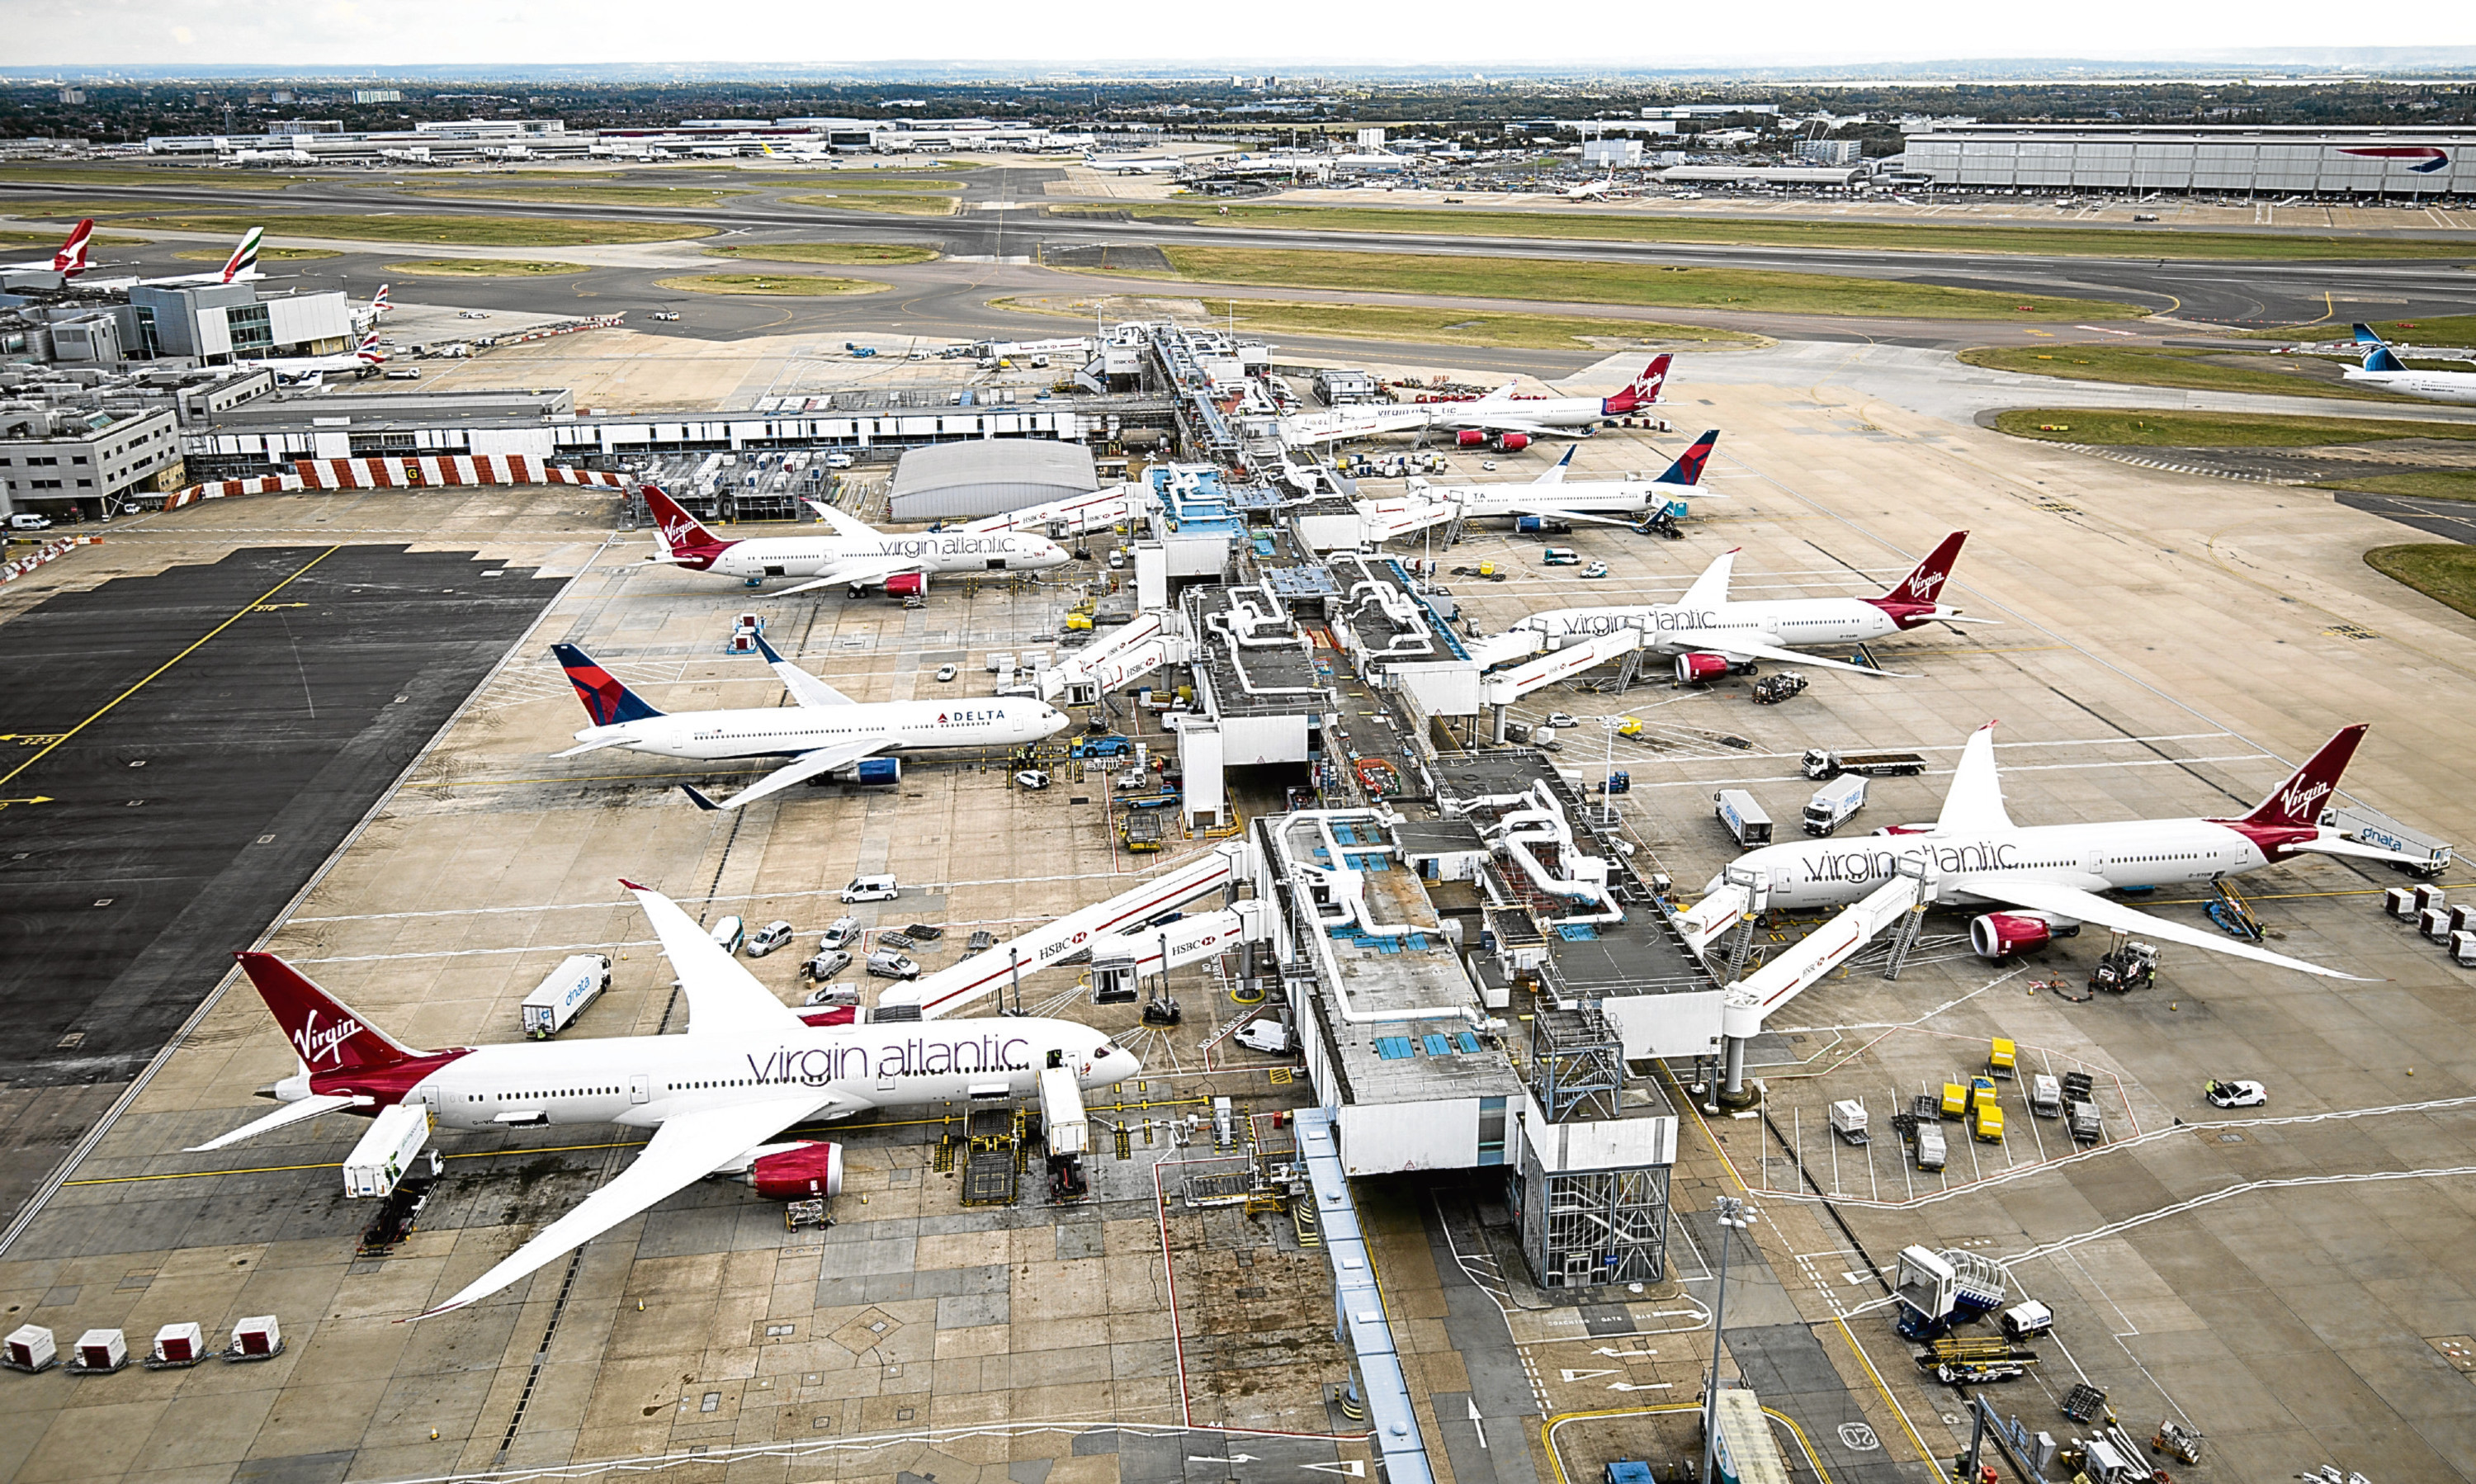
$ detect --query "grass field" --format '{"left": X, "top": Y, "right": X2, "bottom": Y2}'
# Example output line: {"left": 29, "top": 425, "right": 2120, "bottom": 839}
{"left": 172, "top": 244, "right": 338, "bottom": 262}
{"left": 2315, "top": 470, "right": 2476, "bottom": 503}
{"left": 785, "top": 192, "right": 961, "bottom": 216}
{"left": 1959, "top": 344, "right": 2413, "bottom": 402}
{"left": 385, "top": 258, "right": 592, "bottom": 276}
{"left": 5, "top": 199, "right": 209, "bottom": 218}
{"left": 706, "top": 242, "right": 939, "bottom": 265}
{"left": 990, "top": 295, "right": 1761, "bottom": 350}
{"left": 654, "top": 272, "right": 891, "bottom": 296}
{"left": 2245, "top": 315, "right": 2476, "bottom": 347}
{"left": 120, "top": 212, "right": 712, "bottom": 246}
{"left": 1993, "top": 409, "right": 2476, "bottom": 447}
{"left": 2365, "top": 543, "right": 2476, "bottom": 621}
{"left": 403, "top": 183, "right": 752, "bottom": 209}
{"left": 1048, "top": 201, "right": 2476, "bottom": 261}
{"left": 0, "top": 166, "right": 300, "bottom": 189}
{"left": 1094, "top": 245, "right": 2141, "bottom": 321}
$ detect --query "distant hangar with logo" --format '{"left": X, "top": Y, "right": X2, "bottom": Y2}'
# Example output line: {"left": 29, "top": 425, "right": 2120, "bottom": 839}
{"left": 1899, "top": 125, "right": 2473, "bottom": 196}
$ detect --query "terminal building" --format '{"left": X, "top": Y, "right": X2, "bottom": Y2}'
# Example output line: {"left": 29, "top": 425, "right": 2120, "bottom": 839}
{"left": 1899, "top": 125, "right": 2476, "bottom": 197}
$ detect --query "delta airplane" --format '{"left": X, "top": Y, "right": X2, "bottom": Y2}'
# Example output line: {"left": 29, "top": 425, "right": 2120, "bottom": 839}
{"left": 2341, "top": 324, "right": 2476, "bottom": 405}
{"left": 551, "top": 635, "right": 1069, "bottom": 811}
{"left": 1502, "top": 532, "right": 1987, "bottom": 681}
{"left": 1283, "top": 357, "right": 1670, "bottom": 449}
{"left": 2, "top": 218, "right": 92, "bottom": 275}
{"left": 644, "top": 486, "right": 1067, "bottom": 598}
{"left": 237, "top": 330, "right": 383, "bottom": 386}
{"left": 1424, "top": 430, "right": 1722, "bottom": 527}
{"left": 189, "top": 881, "right": 1141, "bottom": 1319}
{"left": 1718, "top": 722, "right": 2413, "bottom": 979}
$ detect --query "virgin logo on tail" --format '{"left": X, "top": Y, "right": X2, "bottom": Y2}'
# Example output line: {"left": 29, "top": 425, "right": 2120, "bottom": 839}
{"left": 1605, "top": 355, "right": 1670, "bottom": 413}
{"left": 293, "top": 1009, "right": 364, "bottom": 1067}
{"left": 1904, "top": 568, "right": 1944, "bottom": 600}
{"left": 2278, "top": 778, "right": 2333, "bottom": 821}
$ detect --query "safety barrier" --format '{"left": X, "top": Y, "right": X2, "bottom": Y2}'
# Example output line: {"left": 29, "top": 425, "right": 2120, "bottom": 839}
{"left": 0, "top": 535, "right": 98, "bottom": 584}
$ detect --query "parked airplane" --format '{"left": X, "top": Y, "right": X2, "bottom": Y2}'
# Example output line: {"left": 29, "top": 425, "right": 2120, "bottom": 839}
{"left": 1086, "top": 153, "right": 1185, "bottom": 174}
{"left": 2, "top": 218, "right": 92, "bottom": 275}
{"left": 1561, "top": 170, "right": 1619, "bottom": 201}
{"left": 1717, "top": 722, "right": 2408, "bottom": 978}
{"left": 189, "top": 881, "right": 1141, "bottom": 1318}
{"left": 2341, "top": 324, "right": 2476, "bottom": 405}
{"left": 1283, "top": 357, "right": 1671, "bottom": 449}
{"left": 106, "top": 227, "right": 263, "bottom": 290}
{"left": 551, "top": 636, "right": 1069, "bottom": 811}
{"left": 644, "top": 486, "right": 1068, "bottom": 597}
{"left": 237, "top": 329, "right": 383, "bottom": 385}
{"left": 1425, "top": 430, "right": 1722, "bottom": 527}
{"left": 1502, "top": 531, "right": 1988, "bottom": 679}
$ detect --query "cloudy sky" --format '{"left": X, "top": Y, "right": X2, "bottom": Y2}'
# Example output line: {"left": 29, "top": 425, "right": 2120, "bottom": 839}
{"left": 6, "top": 0, "right": 2474, "bottom": 68}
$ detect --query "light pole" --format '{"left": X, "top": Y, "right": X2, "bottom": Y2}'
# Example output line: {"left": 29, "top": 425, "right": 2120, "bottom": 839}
{"left": 1702, "top": 1196, "right": 1755, "bottom": 1484}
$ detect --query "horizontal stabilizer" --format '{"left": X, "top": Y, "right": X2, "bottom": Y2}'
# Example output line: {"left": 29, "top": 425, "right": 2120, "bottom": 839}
{"left": 187, "top": 1093, "right": 368, "bottom": 1153}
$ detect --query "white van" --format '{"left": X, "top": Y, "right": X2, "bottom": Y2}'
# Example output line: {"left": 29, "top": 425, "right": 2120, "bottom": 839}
{"left": 840, "top": 875, "right": 900, "bottom": 904}
{"left": 709, "top": 915, "right": 745, "bottom": 954}
{"left": 7, "top": 512, "right": 52, "bottom": 531}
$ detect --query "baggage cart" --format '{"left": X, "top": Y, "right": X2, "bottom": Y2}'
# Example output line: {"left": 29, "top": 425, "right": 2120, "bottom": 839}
{"left": 1829, "top": 1099, "right": 1869, "bottom": 1145}
{"left": 2029, "top": 1073, "right": 2063, "bottom": 1118}
{"left": 1916, "top": 1122, "right": 1948, "bottom": 1171}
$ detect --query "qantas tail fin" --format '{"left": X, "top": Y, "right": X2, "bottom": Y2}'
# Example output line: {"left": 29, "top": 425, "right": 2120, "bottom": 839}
{"left": 2234, "top": 725, "right": 2368, "bottom": 829}
{"left": 1880, "top": 532, "right": 1968, "bottom": 606}
{"left": 1604, "top": 354, "right": 1671, "bottom": 414}
{"left": 1653, "top": 429, "right": 1719, "bottom": 487}
{"left": 643, "top": 484, "right": 729, "bottom": 555}
{"left": 552, "top": 643, "right": 664, "bottom": 725}
{"left": 220, "top": 226, "right": 262, "bottom": 283}
{"left": 235, "top": 952, "right": 423, "bottom": 1072}
{"left": 53, "top": 218, "right": 94, "bottom": 275}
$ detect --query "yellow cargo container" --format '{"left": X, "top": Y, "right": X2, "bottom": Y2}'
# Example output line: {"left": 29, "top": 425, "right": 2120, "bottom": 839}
{"left": 1975, "top": 1103, "right": 2005, "bottom": 1143}
{"left": 1941, "top": 1082, "right": 1968, "bottom": 1118}
{"left": 1989, "top": 1037, "right": 2016, "bottom": 1078}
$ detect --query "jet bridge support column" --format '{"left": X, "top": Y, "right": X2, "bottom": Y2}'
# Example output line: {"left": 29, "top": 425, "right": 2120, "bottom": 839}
{"left": 1490, "top": 703, "right": 1510, "bottom": 746}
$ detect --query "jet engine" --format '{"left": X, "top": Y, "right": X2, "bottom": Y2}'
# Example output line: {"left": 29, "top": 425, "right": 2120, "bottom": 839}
{"left": 1674, "top": 652, "right": 1732, "bottom": 685}
{"left": 729, "top": 1141, "right": 846, "bottom": 1200}
{"left": 1496, "top": 432, "right": 1532, "bottom": 452}
{"left": 884, "top": 572, "right": 928, "bottom": 598}
{"left": 1455, "top": 429, "right": 1490, "bottom": 448}
{"left": 1968, "top": 912, "right": 2082, "bottom": 959}
{"left": 815, "top": 757, "right": 900, "bottom": 786}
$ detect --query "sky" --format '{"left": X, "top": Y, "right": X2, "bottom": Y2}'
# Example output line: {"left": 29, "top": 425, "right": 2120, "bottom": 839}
{"left": 6, "top": 0, "right": 2476, "bottom": 69}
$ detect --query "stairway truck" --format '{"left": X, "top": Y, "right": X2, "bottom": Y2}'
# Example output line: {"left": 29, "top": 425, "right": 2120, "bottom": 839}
{"left": 1037, "top": 1066, "right": 1089, "bottom": 1158}
{"left": 519, "top": 954, "right": 614, "bottom": 1038}
{"left": 343, "top": 1104, "right": 432, "bottom": 1200}
{"left": 1800, "top": 748, "right": 1928, "bottom": 781}
{"left": 1704, "top": 1387, "right": 1794, "bottom": 1484}
{"left": 1714, "top": 789, "right": 1773, "bottom": 848}
{"left": 1801, "top": 774, "right": 1867, "bottom": 836}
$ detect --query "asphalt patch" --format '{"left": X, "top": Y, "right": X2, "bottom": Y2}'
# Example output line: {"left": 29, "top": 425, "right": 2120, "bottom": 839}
{"left": 0, "top": 545, "right": 555, "bottom": 1214}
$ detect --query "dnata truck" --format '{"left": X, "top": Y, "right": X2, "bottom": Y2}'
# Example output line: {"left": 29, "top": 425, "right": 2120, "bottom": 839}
{"left": 520, "top": 954, "right": 614, "bottom": 1038}
{"left": 1800, "top": 747, "right": 1927, "bottom": 781}
{"left": 343, "top": 1104, "right": 434, "bottom": 1199}
{"left": 1714, "top": 789, "right": 1773, "bottom": 847}
{"left": 1706, "top": 1387, "right": 1793, "bottom": 1484}
{"left": 1802, "top": 774, "right": 1867, "bottom": 835}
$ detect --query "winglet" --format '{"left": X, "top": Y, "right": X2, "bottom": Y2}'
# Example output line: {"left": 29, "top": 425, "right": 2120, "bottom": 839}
{"left": 617, "top": 877, "right": 646, "bottom": 891}
{"left": 680, "top": 785, "right": 723, "bottom": 812}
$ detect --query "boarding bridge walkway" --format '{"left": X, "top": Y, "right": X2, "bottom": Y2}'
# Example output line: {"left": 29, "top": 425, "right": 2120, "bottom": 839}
{"left": 1038, "top": 608, "right": 1189, "bottom": 704}
{"left": 1479, "top": 626, "right": 1652, "bottom": 738}
{"left": 1293, "top": 1108, "right": 1436, "bottom": 1484}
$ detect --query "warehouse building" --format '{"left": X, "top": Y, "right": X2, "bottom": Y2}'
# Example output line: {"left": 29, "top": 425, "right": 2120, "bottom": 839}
{"left": 0, "top": 404, "right": 183, "bottom": 519}
{"left": 1901, "top": 125, "right": 2476, "bottom": 197}
{"left": 886, "top": 439, "right": 1098, "bottom": 522}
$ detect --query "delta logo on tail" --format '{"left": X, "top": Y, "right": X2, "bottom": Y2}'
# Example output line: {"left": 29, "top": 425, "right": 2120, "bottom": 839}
{"left": 2341, "top": 146, "right": 2450, "bottom": 173}
{"left": 54, "top": 219, "right": 93, "bottom": 275}
{"left": 1655, "top": 428, "right": 1718, "bottom": 486}
{"left": 554, "top": 644, "right": 657, "bottom": 725}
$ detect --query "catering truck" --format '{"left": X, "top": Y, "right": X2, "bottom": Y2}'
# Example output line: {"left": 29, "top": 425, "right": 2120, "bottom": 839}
{"left": 519, "top": 954, "right": 613, "bottom": 1038}
{"left": 1714, "top": 789, "right": 1773, "bottom": 848}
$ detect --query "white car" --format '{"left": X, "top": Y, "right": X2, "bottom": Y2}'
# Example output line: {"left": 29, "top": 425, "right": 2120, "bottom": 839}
{"left": 819, "top": 915, "right": 862, "bottom": 950}
{"left": 825, "top": 452, "right": 855, "bottom": 470}
{"left": 649, "top": 310, "right": 681, "bottom": 322}
{"left": 2203, "top": 1079, "right": 2267, "bottom": 1109}
{"left": 7, "top": 512, "right": 53, "bottom": 531}
{"left": 745, "top": 919, "right": 796, "bottom": 957}
{"left": 1015, "top": 769, "right": 1052, "bottom": 791}
{"left": 936, "top": 664, "right": 958, "bottom": 683}
{"left": 1546, "top": 712, "right": 1579, "bottom": 730}
{"left": 1581, "top": 562, "right": 1609, "bottom": 579}
{"left": 839, "top": 875, "right": 900, "bottom": 904}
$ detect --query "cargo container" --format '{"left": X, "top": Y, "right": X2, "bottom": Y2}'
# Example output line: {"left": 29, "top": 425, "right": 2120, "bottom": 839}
{"left": 1940, "top": 1082, "right": 1968, "bottom": 1118}
{"left": 1801, "top": 773, "right": 1867, "bottom": 835}
{"left": 1038, "top": 1066, "right": 1090, "bottom": 1157}
{"left": 3, "top": 1324, "right": 55, "bottom": 1372}
{"left": 1999, "top": 1300, "right": 2053, "bottom": 1340}
{"left": 1829, "top": 1099, "right": 1869, "bottom": 1145}
{"left": 1713, "top": 788, "right": 1772, "bottom": 847}
{"left": 2029, "top": 1073, "right": 2063, "bottom": 1118}
{"left": 151, "top": 1321, "right": 205, "bottom": 1365}
{"left": 2453, "top": 930, "right": 2476, "bottom": 967}
{"left": 1800, "top": 747, "right": 1927, "bottom": 781}
{"left": 230, "top": 1315, "right": 282, "bottom": 1359}
{"left": 519, "top": 953, "right": 612, "bottom": 1038}
{"left": 1916, "top": 1122, "right": 1948, "bottom": 1170}
{"left": 1973, "top": 1103, "right": 2004, "bottom": 1143}
{"left": 343, "top": 1104, "right": 433, "bottom": 1199}
{"left": 2066, "top": 1100, "right": 2103, "bottom": 1145}
{"left": 2422, "top": 907, "right": 2455, "bottom": 943}
{"left": 1987, "top": 1037, "right": 2016, "bottom": 1080}
{"left": 73, "top": 1328, "right": 127, "bottom": 1373}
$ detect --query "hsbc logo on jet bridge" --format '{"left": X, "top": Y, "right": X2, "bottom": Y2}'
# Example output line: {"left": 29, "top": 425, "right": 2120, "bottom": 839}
{"left": 294, "top": 1009, "right": 363, "bottom": 1067}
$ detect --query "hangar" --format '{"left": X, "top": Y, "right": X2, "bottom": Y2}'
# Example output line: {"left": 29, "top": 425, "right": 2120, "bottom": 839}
{"left": 1901, "top": 124, "right": 2476, "bottom": 197}
{"left": 887, "top": 438, "right": 1099, "bottom": 521}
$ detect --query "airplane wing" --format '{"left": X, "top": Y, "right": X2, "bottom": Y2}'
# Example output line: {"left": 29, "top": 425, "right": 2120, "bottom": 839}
{"left": 768, "top": 555, "right": 927, "bottom": 599}
{"left": 550, "top": 737, "right": 635, "bottom": 759}
{"left": 1646, "top": 631, "right": 1908, "bottom": 678}
{"left": 621, "top": 881, "right": 806, "bottom": 1034}
{"left": 679, "top": 735, "right": 896, "bottom": 813}
{"left": 1944, "top": 872, "right": 2371, "bottom": 981}
{"left": 1679, "top": 549, "right": 1735, "bottom": 609}
{"left": 412, "top": 1091, "right": 848, "bottom": 1319}
{"left": 802, "top": 499, "right": 880, "bottom": 540}
{"left": 1935, "top": 724, "right": 2013, "bottom": 834}
{"left": 1534, "top": 448, "right": 1576, "bottom": 485}
{"left": 186, "top": 1092, "right": 369, "bottom": 1153}
{"left": 750, "top": 632, "right": 852, "bottom": 707}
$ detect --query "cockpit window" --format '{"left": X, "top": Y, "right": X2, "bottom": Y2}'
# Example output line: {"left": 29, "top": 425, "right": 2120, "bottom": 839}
{"left": 1096, "top": 1042, "right": 1122, "bottom": 1058}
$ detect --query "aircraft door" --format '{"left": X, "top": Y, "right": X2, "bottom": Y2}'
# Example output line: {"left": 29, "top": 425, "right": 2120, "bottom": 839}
{"left": 630, "top": 1074, "right": 650, "bottom": 1104}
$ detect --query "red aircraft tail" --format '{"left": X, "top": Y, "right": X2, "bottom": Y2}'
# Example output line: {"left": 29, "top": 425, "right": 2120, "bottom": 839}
{"left": 2235, "top": 725, "right": 2367, "bottom": 829}
{"left": 234, "top": 952, "right": 423, "bottom": 1072}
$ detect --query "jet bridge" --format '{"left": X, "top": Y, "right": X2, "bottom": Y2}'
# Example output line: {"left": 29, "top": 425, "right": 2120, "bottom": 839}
{"left": 1037, "top": 607, "right": 1190, "bottom": 704}
{"left": 1478, "top": 626, "right": 1650, "bottom": 741}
